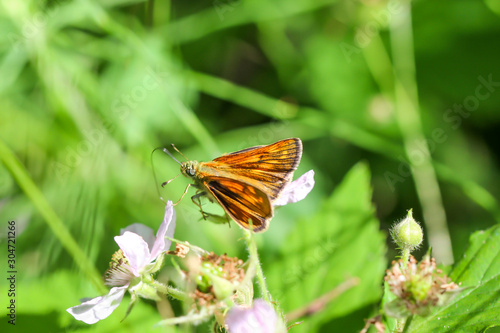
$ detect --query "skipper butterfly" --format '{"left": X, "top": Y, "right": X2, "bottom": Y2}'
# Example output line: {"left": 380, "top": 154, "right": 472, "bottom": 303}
{"left": 163, "top": 138, "right": 303, "bottom": 232}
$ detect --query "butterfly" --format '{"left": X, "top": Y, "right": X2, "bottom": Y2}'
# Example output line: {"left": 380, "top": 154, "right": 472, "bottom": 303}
{"left": 163, "top": 138, "right": 303, "bottom": 232}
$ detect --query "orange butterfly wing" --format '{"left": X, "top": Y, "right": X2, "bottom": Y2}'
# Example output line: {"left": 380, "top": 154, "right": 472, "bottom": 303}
{"left": 204, "top": 138, "right": 302, "bottom": 202}
{"left": 204, "top": 177, "right": 272, "bottom": 232}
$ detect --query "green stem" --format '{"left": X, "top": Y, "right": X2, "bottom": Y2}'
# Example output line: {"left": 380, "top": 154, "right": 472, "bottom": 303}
{"left": 401, "top": 248, "right": 411, "bottom": 270}
{"left": 0, "top": 138, "right": 106, "bottom": 294}
{"left": 389, "top": 0, "right": 453, "bottom": 264}
{"left": 396, "top": 247, "right": 411, "bottom": 331}
{"left": 152, "top": 280, "right": 188, "bottom": 301}
{"left": 244, "top": 230, "right": 271, "bottom": 302}
{"left": 435, "top": 163, "right": 500, "bottom": 223}
{"left": 145, "top": 0, "right": 154, "bottom": 27}
{"left": 165, "top": 0, "right": 343, "bottom": 45}
{"left": 155, "top": 312, "right": 212, "bottom": 326}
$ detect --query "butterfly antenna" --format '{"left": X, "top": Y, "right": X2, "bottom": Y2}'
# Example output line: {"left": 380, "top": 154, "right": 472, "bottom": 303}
{"left": 163, "top": 146, "right": 182, "bottom": 165}
{"left": 151, "top": 147, "right": 168, "bottom": 203}
{"left": 171, "top": 144, "right": 189, "bottom": 161}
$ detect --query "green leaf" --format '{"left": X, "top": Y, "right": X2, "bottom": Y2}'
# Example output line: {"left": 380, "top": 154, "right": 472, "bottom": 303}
{"left": 381, "top": 281, "right": 398, "bottom": 332}
{"left": 407, "top": 225, "right": 500, "bottom": 332}
{"left": 265, "top": 163, "right": 386, "bottom": 332}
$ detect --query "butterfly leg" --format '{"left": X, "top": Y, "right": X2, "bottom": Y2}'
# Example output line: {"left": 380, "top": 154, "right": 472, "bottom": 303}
{"left": 191, "top": 192, "right": 230, "bottom": 226}
{"left": 161, "top": 173, "right": 181, "bottom": 187}
{"left": 191, "top": 191, "right": 209, "bottom": 219}
{"left": 173, "top": 184, "right": 191, "bottom": 206}
{"left": 201, "top": 211, "right": 232, "bottom": 226}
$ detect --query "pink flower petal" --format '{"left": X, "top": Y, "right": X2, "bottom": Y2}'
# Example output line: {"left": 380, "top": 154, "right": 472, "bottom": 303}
{"left": 150, "top": 201, "right": 176, "bottom": 260}
{"left": 114, "top": 232, "right": 151, "bottom": 276}
{"left": 66, "top": 285, "right": 128, "bottom": 324}
{"left": 120, "top": 223, "right": 155, "bottom": 249}
{"left": 274, "top": 170, "right": 315, "bottom": 206}
{"left": 226, "top": 299, "right": 277, "bottom": 333}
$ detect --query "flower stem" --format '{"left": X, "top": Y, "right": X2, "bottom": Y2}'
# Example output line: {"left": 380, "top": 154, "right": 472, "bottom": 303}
{"left": 152, "top": 280, "right": 188, "bottom": 301}
{"left": 244, "top": 230, "right": 271, "bottom": 302}
{"left": 243, "top": 229, "right": 289, "bottom": 325}
{"left": 396, "top": 249, "right": 411, "bottom": 331}
{"left": 401, "top": 248, "right": 410, "bottom": 269}
{"left": 155, "top": 312, "right": 212, "bottom": 327}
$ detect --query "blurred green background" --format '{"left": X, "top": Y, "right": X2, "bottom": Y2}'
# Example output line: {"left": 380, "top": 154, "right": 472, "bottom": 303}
{"left": 1, "top": 0, "right": 500, "bottom": 332}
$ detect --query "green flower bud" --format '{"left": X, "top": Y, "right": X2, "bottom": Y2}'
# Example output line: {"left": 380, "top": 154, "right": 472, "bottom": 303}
{"left": 196, "top": 261, "right": 226, "bottom": 293}
{"left": 191, "top": 253, "right": 247, "bottom": 304}
{"left": 391, "top": 209, "right": 423, "bottom": 251}
{"left": 196, "top": 273, "right": 211, "bottom": 293}
{"left": 203, "top": 270, "right": 236, "bottom": 300}
{"left": 129, "top": 280, "right": 161, "bottom": 301}
{"left": 384, "top": 255, "right": 461, "bottom": 318}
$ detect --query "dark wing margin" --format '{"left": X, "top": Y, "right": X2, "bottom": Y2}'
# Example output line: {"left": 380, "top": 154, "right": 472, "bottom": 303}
{"left": 213, "top": 138, "right": 302, "bottom": 172}
{"left": 205, "top": 177, "right": 273, "bottom": 232}
{"left": 223, "top": 145, "right": 265, "bottom": 156}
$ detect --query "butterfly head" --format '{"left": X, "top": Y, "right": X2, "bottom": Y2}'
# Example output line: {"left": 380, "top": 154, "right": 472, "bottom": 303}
{"left": 181, "top": 161, "right": 199, "bottom": 178}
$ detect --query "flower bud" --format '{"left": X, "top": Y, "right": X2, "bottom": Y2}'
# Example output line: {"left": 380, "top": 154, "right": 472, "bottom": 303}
{"left": 204, "top": 271, "right": 237, "bottom": 300}
{"left": 384, "top": 255, "right": 460, "bottom": 318}
{"left": 129, "top": 280, "right": 161, "bottom": 301}
{"left": 190, "top": 253, "right": 247, "bottom": 307}
{"left": 391, "top": 209, "right": 423, "bottom": 252}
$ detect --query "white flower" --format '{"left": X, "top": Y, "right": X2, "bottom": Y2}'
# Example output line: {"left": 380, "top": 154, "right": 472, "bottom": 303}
{"left": 274, "top": 170, "right": 315, "bottom": 206}
{"left": 67, "top": 202, "right": 176, "bottom": 324}
{"left": 225, "top": 299, "right": 286, "bottom": 333}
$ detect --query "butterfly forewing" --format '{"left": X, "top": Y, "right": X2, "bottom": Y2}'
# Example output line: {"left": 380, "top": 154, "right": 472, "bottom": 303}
{"left": 205, "top": 138, "right": 302, "bottom": 201}
{"left": 205, "top": 177, "right": 272, "bottom": 231}
{"left": 213, "top": 138, "right": 301, "bottom": 170}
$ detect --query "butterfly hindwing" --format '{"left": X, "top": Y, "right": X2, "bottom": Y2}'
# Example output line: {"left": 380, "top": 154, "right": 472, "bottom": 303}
{"left": 204, "top": 177, "right": 272, "bottom": 232}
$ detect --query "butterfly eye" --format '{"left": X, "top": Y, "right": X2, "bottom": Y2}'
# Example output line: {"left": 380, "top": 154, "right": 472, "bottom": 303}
{"left": 188, "top": 168, "right": 195, "bottom": 176}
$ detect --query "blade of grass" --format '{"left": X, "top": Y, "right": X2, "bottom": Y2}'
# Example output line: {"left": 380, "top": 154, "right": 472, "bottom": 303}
{"left": 164, "top": 0, "right": 341, "bottom": 45}
{"left": 389, "top": 0, "right": 453, "bottom": 264}
{"left": 0, "top": 138, "right": 106, "bottom": 294}
{"left": 434, "top": 163, "right": 500, "bottom": 224}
